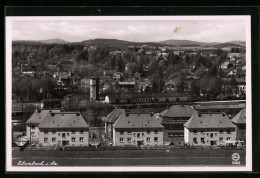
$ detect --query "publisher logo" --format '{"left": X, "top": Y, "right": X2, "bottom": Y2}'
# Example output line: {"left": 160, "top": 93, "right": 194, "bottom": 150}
{"left": 232, "top": 153, "right": 240, "bottom": 165}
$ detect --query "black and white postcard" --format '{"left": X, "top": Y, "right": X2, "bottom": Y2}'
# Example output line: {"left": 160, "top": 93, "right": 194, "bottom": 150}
{"left": 5, "top": 16, "right": 252, "bottom": 172}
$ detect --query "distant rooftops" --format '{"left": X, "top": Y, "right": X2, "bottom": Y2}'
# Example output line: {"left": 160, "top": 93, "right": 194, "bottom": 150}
{"left": 160, "top": 105, "right": 196, "bottom": 118}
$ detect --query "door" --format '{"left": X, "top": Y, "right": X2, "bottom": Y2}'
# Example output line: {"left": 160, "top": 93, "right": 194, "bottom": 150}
{"left": 210, "top": 141, "right": 217, "bottom": 146}
{"left": 137, "top": 141, "right": 143, "bottom": 146}
{"left": 62, "top": 141, "right": 69, "bottom": 146}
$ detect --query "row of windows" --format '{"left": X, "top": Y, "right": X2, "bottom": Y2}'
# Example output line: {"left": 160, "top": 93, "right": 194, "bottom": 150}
{"left": 44, "top": 137, "right": 84, "bottom": 143}
{"left": 120, "top": 130, "right": 158, "bottom": 135}
{"left": 193, "top": 130, "right": 232, "bottom": 134}
{"left": 119, "top": 137, "right": 159, "bottom": 142}
{"left": 193, "top": 137, "right": 231, "bottom": 143}
{"left": 44, "top": 130, "right": 84, "bottom": 135}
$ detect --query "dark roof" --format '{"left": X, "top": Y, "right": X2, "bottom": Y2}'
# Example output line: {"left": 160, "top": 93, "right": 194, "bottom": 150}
{"left": 194, "top": 103, "right": 245, "bottom": 110}
{"left": 105, "top": 108, "right": 125, "bottom": 123}
{"left": 235, "top": 78, "right": 246, "bottom": 83}
{"left": 41, "top": 98, "right": 61, "bottom": 103}
{"left": 113, "top": 113, "right": 163, "bottom": 129}
{"left": 160, "top": 105, "right": 196, "bottom": 118}
{"left": 231, "top": 108, "right": 246, "bottom": 124}
{"left": 184, "top": 112, "right": 236, "bottom": 129}
{"left": 26, "top": 109, "right": 60, "bottom": 124}
{"left": 39, "top": 112, "right": 89, "bottom": 129}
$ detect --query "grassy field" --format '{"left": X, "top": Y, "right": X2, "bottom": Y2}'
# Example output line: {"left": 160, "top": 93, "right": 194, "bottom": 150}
{"left": 12, "top": 148, "right": 246, "bottom": 166}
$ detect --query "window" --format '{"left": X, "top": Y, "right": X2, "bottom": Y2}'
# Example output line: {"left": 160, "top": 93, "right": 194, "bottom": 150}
{"left": 201, "top": 137, "right": 205, "bottom": 143}
{"left": 52, "top": 138, "right": 56, "bottom": 142}
{"left": 127, "top": 137, "right": 131, "bottom": 142}
{"left": 120, "top": 131, "right": 124, "bottom": 135}
{"left": 127, "top": 131, "right": 132, "bottom": 135}
{"left": 193, "top": 138, "right": 197, "bottom": 143}
{"left": 67, "top": 133, "right": 70, "bottom": 136}
{"left": 147, "top": 130, "right": 151, "bottom": 134}
{"left": 215, "top": 133, "right": 218, "bottom": 136}
{"left": 58, "top": 133, "right": 61, "bottom": 136}
{"left": 79, "top": 137, "right": 84, "bottom": 142}
{"left": 193, "top": 130, "right": 197, "bottom": 134}
{"left": 210, "top": 133, "right": 214, "bottom": 138}
{"left": 80, "top": 130, "right": 84, "bottom": 134}
{"left": 44, "top": 130, "right": 48, "bottom": 135}
{"left": 137, "top": 133, "right": 141, "bottom": 138}
{"left": 72, "top": 130, "right": 76, "bottom": 134}
{"left": 154, "top": 130, "right": 158, "bottom": 134}
{"left": 72, "top": 137, "right": 76, "bottom": 142}
{"left": 120, "top": 138, "right": 124, "bottom": 142}
{"left": 220, "top": 130, "right": 223, "bottom": 134}
{"left": 146, "top": 137, "right": 151, "bottom": 142}
{"left": 142, "top": 133, "right": 144, "bottom": 136}
{"left": 31, "top": 125, "right": 35, "bottom": 129}
{"left": 227, "top": 130, "right": 231, "bottom": 134}
{"left": 219, "top": 137, "right": 223, "bottom": 142}
{"left": 227, "top": 137, "right": 231, "bottom": 141}
{"left": 62, "top": 133, "right": 66, "bottom": 138}
{"left": 154, "top": 137, "right": 158, "bottom": 142}
{"left": 44, "top": 138, "right": 48, "bottom": 143}
{"left": 201, "top": 130, "right": 205, "bottom": 134}
{"left": 52, "top": 130, "right": 56, "bottom": 135}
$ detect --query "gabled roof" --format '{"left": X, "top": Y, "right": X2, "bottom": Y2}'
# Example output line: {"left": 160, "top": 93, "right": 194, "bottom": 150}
{"left": 105, "top": 108, "right": 125, "bottom": 123}
{"left": 26, "top": 109, "right": 60, "bottom": 124}
{"left": 39, "top": 112, "right": 89, "bottom": 129}
{"left": 231, "top": 108, "right": 246, "bottom": 124}
{"left": 160, "top": 105, "right": 196, "bottom": 118}
{"left": 165, "top": 80, "right": 176, "bottom": 86}
{"left": 184, "top": 112, "right": 236, "bottom": 129}
{"left": 113, "top": 113, "right": 163, "bottom": 129}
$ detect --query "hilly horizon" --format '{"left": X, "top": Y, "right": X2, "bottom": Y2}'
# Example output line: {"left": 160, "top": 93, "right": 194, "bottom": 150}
{"left": 13, "top": 38, "right": 246, "bottom": 47}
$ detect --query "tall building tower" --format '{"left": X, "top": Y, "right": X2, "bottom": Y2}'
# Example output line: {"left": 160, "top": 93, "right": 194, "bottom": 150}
{"left": 90, "top": 77, "right": 99, "bottom": 101}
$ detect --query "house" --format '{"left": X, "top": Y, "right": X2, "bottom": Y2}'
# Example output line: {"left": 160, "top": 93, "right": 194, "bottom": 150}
{"left": 26, "top": 109, "right": 61, "bottom": 143}
{"left": 231, "top": 108, "right": 246, "bottom": 142}
{"left": 235, "top": 77, "right": 246, "bottom": 94}
{"left": 133, "top": 72, "right": 141, "bottom": 81}
{"left": 103, "top": 70, "right": 116, "bottom": 78}
{"left": 112, "top": 113, "right": 164, "bottom": 146}
{"left": 220, "top": 62, "right": 231, "bottom": 70}
{"left": 160, "top": 105, "right": 196, "bottom": 142}
{"left": 38, "top": 112, "right": 89, "bottom": 147}
{"left": 113, "top": 72, "right": 123, "bottom": 80}
{"left": 164, "top": 80, "right": 177, "bottom": 91}
{"left": 81, "top": 78, "right": 90, "bottom": 88}
{"left": 184, "top": 112, "right": 236, "bottom": 146}
{"left": 104, "top": 108, "right": 125, "bottom": 139}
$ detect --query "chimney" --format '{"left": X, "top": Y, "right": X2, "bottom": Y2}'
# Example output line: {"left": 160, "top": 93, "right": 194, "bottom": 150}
{"left": 37, "top": 108, "right": 41, "bottom": 113}
{"left": 125, "top": 113, "right": 129, "bottom": 117}
{"left": 51, "top": 113, "right": 55, "bottom": 117}
{"left": 76, "top": 112, "right": 80, "bottom": 116}
{"left": 221, "top": 112, "right": 225, "bottom": 117}
{"left": 198, "top": 112, "right": 201, "bottom": 117}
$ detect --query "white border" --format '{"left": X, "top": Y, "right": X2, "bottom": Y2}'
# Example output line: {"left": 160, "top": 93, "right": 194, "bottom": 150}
{"left": 6, "top": 16, "right": 252, "bottom": 172}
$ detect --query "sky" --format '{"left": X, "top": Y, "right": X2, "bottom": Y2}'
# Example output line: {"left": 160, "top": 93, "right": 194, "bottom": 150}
{"left": 12, "top": 19, "right": 246, "bottom": 43}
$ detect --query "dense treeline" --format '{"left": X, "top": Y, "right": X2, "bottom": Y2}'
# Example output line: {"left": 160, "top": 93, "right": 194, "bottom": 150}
{"left": 12, "top": 42, "right": 237, "bottom": 101}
